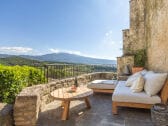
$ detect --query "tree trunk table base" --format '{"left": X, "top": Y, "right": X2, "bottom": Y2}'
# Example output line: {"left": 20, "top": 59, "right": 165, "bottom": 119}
{"left": 51, "top": 85, "right": 93, "bottom": 120}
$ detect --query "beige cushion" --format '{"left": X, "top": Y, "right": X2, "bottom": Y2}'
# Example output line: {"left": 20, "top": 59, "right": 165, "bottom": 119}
{"left": 125, "top": 72, "right": 141, "bottom": 87}
{"left": 87, "top": 80, "right": 118, "bottom": 89}
{"left": 144, "top": 72, "right": 167, "bottom": 96}
{"left": 130, "top": 75, "right": 145, "bottom": 92}
{"left": 125, "top": 70, "right": 148, "bottom": 87}
{"left": 112, "top": 81, "right": 161, "bottom": 104}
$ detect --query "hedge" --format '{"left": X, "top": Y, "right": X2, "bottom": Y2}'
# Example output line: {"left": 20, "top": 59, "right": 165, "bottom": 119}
{"left": 0, "top": 65, "right": 46, "bottom": 103}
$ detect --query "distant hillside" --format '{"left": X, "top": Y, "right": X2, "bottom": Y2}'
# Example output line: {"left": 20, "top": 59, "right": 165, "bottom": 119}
{"left": 0, "top": 53, "right": 116, "bottom": 65}
{"left": 20, "top": 53, "right": 116, "bottom": 65}
{"left": 0, "top": 56, "right": 44, "bottom": 66}
{"left": 0, "top": 54, "right": 11, "bottom": 58}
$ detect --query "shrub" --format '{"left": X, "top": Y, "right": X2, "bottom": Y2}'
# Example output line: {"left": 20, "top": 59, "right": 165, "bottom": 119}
{"left": 134, "top": 49, "right": 147, "bottom": 67}
{"left": 0, "top": 65, "right": 45, "bottom": 103}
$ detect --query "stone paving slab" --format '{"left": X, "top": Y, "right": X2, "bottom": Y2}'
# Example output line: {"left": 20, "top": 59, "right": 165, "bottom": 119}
{"left": 38, "top": 94, "right": 153, "bottom": 126}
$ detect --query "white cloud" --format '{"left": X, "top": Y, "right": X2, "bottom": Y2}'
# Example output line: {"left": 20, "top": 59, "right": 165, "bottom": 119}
{"left": 49, "top": 48, "right": 82, "bottom": 55}
{"left": 105, "top": 30, "right": 113, "bottom": 37}
{"left": 0, "top": 46, "right": 33, "bottom": 54}
{"left": 97, "top": 30, "right": 123, "bottom": 60}
{"left": 102, "top": 30, "right": 121, "bottom": 47}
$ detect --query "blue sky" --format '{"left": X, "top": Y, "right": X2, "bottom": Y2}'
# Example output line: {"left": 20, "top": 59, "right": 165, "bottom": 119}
{"left": 0, "top": 0, "right": 129, "bottom": 60}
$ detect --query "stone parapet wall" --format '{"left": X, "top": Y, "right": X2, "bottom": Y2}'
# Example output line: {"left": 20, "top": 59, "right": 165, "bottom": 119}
{"left": 14, "top": 72, "right": 116, "bottom": 126}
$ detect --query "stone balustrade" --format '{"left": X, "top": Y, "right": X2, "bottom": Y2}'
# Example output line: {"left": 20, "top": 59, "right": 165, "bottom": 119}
{"left": 14, "top": 72, "right": 115, "bottom": 126}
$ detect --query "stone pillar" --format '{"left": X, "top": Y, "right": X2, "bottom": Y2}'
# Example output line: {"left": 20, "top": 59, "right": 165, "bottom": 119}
{"left": 14, "top": 94, "right": 40, "bottom": 126}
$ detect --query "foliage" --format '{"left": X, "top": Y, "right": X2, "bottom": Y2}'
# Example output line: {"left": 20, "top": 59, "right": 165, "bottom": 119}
{"left": 0, "top": 65, "right": 46, "bottom": 103}
{"left": 134, "top": 49, "right": 147, "bottom": 67}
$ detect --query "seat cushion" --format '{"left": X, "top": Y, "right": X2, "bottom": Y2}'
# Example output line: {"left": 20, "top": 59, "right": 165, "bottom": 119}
{"left": 112, "top": 81, "right": 161, "bottom": 104}
{"left": 87, "top": 80, "right": 118, "bottom": 89}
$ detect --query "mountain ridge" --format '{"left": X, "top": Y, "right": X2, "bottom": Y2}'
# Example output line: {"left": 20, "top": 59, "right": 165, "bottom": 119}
{"left": 0, "top": 53, "right": 116, "bottom": 65}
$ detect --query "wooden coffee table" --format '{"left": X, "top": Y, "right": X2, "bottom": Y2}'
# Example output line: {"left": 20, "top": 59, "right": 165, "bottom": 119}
{"left": 50, "top": 85, "right": 93, "bottom": 120}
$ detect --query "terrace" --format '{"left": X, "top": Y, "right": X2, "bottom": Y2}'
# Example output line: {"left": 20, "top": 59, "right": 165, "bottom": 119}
{"left": 13, "top": 67, "right": 158, "bottom": 126}
{"left": 34, "top": 65, "right": 154, "bottom": 126}
{"left": 38, "top": 93, "right": 152, "bottom": 126}
{"left": 1, "top": 0, "right": 168, "bottom": 126}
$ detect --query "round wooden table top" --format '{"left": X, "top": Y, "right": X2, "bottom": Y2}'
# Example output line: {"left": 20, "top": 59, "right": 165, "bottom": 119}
{"left": 51, "top": 85, "right": 93, "bottom": 101}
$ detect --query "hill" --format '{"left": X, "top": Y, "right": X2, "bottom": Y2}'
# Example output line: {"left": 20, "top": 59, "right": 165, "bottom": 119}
{"left": 0, "top": 56, "right": 44, "bottom": 66}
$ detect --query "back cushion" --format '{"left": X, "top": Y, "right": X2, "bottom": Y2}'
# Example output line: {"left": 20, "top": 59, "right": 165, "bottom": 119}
{"left": 144, "top": 72, "right": 167, "bottom": 96}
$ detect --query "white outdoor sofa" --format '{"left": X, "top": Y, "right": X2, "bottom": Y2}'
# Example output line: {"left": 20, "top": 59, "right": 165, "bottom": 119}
{"left": 112, "top": 80, "right": 168, "bottom": 114}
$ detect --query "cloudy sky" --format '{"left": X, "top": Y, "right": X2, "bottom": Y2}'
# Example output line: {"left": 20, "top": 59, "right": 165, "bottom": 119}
{"left": 0, "top": 0, "right": 129, "bottom": 60}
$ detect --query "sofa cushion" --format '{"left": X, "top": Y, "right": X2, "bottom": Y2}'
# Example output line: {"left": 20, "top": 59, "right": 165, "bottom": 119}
{"left": 87, "top": 80, "right": 118, "bottom": 89}
{"left": 130, "top": 74, "right": 145, "bottom": 93}
{"left": 125, "top": 72, "right": 141, "bottom": 87}
{"left": 125, "top": 69, "right": 148, "bottom": 87}
{"left": 144, "top": 72, "right": 167, "bottom": 96}
{"left": 112, "top": 81, "right": 161, "bottom": 104}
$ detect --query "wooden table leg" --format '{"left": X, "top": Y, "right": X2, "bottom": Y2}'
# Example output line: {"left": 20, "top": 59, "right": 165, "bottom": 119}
{"left": 61, "top": 100, "right": 70, "bottom": 120}
{"left": 61, "top": 101, "right": 65, "bottom": 108}
{"left": 85, "top": 97, "right": 91, "bottom": 109}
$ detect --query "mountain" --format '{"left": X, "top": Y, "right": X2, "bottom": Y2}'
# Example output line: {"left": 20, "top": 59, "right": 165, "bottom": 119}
{"left": 21, "top": 53, "right": 116, "bottom": 65}
{"left": 0, "top": 53, "right": 116, "bottom": 65}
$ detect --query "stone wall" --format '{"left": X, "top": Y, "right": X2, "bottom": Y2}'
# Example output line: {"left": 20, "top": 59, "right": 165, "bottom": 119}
{"left": 117, "top": 56, "right": 134, "bottom": 76}
{"left": 14, "top": 72, "right": 116, "bottom": 126}
{"left": 122, "top": 29, "right": 130, "bottom": 55}
{"left": 123, "top": 0, "right": 146, "bottom": 55}
{"left": 119, "top": 0, "right": 168, "bottom": 73}
{"left": 145, "top": 0, "right": 168, "bottom": 72}
{"left": 118, "top": 0, "right": 146, "bottom": 74}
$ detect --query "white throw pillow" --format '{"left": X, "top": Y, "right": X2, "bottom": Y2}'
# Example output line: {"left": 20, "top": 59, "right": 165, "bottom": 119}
{"left": 125, "top": 72, "right": 141, "bottom": 87}
{"left": 144, "top": 72, "right": 167, "bottom": 96}
{"left": 130, "top": 75, "right": 145, "bottom": 93}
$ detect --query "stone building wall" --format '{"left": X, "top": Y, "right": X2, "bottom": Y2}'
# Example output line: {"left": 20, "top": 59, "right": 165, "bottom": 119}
{"left": 14, "top": 72, "right": 116, "bottom": 126}
{"left": 123, "top": 0, "right": 146, "bottom": 55}
{"left": 122, "top": 29, "right": 130, "bottom": 54}
{"left": 119, "top": 0, "right": 168, "bottom": 73}
{"left": 145, "top": 0, "right": 168, "bottom": 72}
{"left": 118, "top": 0, "right": 146, "bottom": 75}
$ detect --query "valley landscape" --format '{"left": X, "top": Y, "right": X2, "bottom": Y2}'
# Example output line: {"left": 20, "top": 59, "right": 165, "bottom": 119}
{"left": 0, "top": 53, "right": 116, "bottom": 66}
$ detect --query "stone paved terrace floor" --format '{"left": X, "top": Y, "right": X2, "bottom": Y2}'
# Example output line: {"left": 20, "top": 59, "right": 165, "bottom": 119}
{"left": 38, "top": 93, "right": 154, "bottom": 126}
